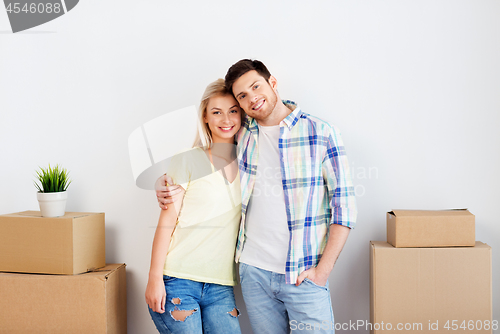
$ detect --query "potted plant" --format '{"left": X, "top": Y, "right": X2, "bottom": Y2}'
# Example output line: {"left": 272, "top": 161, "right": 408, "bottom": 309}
{"left": 34, "top": 164, "right": 72, "bottom": 217}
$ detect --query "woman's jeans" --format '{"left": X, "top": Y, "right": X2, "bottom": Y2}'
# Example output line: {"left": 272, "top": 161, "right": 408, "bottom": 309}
{"left": 148, "top": 275, "right": 241, "bottom": 334}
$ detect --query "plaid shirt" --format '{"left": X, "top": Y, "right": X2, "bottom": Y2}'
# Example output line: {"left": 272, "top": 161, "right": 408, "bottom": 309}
{"left": 235, "top": 100, "right": 357, "bottom": 284}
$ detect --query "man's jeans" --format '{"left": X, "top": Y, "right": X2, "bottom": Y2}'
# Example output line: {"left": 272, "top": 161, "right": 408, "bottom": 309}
{"left": 239, "top": 262, "right": 335, "bottom": 334}
{"left": 148, "top": 275, "right": 241, "bottom": 334}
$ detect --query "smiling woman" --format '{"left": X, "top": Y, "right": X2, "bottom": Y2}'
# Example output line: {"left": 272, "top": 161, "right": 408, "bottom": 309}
{"left": 145, "top": 78, "right": 243, "bottom": 334}
{"left": 204, "top": 94, "right": 241, "bottom": 144}
{"left": 194, "top": 78, "right": 246, "bottom": 147}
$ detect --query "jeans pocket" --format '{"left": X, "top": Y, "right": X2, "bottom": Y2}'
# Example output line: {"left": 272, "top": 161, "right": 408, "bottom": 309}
{"left": 163, "top": 275, "right": 177, "bottom": 283}
{"left": 304, "top": 277, "right": 329, "bottom": 290}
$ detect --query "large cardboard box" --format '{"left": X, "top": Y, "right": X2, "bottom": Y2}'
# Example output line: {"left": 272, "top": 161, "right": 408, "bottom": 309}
{"left": 387, "top": 209, "right": 475, "bottom": 247}
{"left": 370, "top": 241, "right": 492, "bottom": 334}
{"left": 0, "top": 263, "right": 127, "bottom": 334}
{"left": 0, "top": 211, "right": 105, "bottom": 274}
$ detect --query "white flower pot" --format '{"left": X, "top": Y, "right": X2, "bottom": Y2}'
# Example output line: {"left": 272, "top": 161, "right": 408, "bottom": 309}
{"left": 37, "top": 191, "right": 68, "bottom": 217}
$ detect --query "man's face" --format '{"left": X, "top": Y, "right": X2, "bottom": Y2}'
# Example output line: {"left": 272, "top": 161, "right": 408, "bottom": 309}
{"left": 232, "top": 70, "right": 278, "bottom": 122}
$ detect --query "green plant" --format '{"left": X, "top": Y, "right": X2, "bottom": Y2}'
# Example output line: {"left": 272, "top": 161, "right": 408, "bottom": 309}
{"left": 34, "top": 164, "right": 72, "bottom": 193}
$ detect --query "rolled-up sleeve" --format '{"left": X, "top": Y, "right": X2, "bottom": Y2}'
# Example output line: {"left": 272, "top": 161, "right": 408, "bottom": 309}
{"left": 322, "top": 125, "right": 357, "bottom": 228}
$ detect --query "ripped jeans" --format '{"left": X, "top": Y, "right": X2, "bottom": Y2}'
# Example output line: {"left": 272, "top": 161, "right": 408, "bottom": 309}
{"left": 148, "top": 275, "right": 241, "bottom": 334}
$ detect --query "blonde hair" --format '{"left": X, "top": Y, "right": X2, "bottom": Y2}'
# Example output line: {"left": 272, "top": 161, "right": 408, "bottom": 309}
{"left": 193, "top": 78, "right": 244, "bottom": 147}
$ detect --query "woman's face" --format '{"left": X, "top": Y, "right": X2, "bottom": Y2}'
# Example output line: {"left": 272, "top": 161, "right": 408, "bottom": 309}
{"left": 204, "top": 94, "right": 242, "bottom": 144}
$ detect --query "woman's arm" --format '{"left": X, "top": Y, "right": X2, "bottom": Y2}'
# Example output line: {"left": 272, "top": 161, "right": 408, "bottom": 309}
{"left": 145, "top": 187, "right": 185, "bottom": 313}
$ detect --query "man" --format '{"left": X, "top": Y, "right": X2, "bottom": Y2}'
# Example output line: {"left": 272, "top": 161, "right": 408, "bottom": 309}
{"left": 157, "top": 59, "right": 357, "bottom": 333}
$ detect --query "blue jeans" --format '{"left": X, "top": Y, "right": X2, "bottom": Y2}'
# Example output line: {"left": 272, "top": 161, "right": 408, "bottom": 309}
{"left": 239, "top": 263, "right": 335, "bottom": 334}
{"left": 148, "top": 275, "right": 241, "bottom": 334}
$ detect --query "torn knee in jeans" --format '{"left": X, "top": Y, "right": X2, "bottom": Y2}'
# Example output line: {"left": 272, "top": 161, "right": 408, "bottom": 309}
{"left": 228, "top": 308, "right": 240, "bottom": 318}
{"left": 171, "top": 297, "right": 181, "bottom": 305}
{"left": 170, "top": 307, "right": 197, "bottom": 322}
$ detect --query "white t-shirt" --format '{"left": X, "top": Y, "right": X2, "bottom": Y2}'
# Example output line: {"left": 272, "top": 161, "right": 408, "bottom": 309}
{"left": 239, "top": 124, "right": 290, "bottom": 274}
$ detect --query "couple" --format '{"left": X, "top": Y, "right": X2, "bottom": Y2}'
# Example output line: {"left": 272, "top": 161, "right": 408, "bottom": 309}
{"left": 146, "top": 59, "right": 357, "bottom": 334}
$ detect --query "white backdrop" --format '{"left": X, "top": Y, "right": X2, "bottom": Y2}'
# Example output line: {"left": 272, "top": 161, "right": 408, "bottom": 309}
{"left": 1, "top": 1, "right": 499, "bottom": 333}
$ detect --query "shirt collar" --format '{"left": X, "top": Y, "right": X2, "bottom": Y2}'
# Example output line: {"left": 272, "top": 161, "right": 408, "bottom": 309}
{"left": 281, "top": 100, "right": 303, "bottom": 130}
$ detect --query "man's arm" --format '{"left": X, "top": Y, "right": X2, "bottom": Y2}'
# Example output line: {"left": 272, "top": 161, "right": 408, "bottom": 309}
{"left": 296, "top": 124, "right": 357, "bottom": 286}
{"left": 296, "top": 224, "right": 350, "bottom": 286}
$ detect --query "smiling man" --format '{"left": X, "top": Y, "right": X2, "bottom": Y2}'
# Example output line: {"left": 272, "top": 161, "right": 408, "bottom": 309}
{"left": 223, "top": 59, "right": 357, "bottom": 334}
{"left": 156, "top": 59, "right": 357, "bottom": 334}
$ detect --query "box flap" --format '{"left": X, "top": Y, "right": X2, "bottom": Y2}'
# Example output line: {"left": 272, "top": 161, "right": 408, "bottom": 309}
{"left": 390, "top": 209, "right": 471, "bottom": 217}
{"left": 373, "top": 240, "right": 487, "bottom": 250}
{"left": 1, "top": 211, "right": 104, "bottom": 219}
{"left": 84, "top": 263, "right": 126, "bottom": 280}
{"left": 0, "top": 263, "right": 126, "bottom": 279}
{"left": 371, "top": 241, "right": 395, "bottom": 249}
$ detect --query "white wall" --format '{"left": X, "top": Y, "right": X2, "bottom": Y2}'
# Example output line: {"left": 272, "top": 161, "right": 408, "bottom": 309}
{"left": 1, "top": 1, "right": 498, "bottom": 333}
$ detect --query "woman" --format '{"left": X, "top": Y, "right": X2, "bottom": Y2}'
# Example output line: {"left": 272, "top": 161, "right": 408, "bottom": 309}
{"left": 146, "top": 79, "right": 244, "bottom": 334}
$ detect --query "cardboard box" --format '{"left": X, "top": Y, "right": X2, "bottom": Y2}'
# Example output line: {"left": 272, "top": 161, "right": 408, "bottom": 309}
{"left": 370, "top": 241, "right": 492, "bottom": 334}
{"left": 0, "top": 211, "right": 105, "bottom": 274}
{"left": 387, "top": 209, "right": 475, "bottom": 247}
{"left": 0, "top": 263, "right": 127, "bottom": 334}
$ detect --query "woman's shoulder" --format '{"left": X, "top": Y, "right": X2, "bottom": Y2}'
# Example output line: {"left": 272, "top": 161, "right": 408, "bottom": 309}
{"left": 168, "top": 147, "right": 212, "bottom": 184}
{"left": 169, "top": 147, "right": 206, "bottom": 165}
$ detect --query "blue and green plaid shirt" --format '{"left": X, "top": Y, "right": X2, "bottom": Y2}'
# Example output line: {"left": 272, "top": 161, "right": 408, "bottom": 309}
{"left": 235, "top": 100, "right": 357, "bottom": 284}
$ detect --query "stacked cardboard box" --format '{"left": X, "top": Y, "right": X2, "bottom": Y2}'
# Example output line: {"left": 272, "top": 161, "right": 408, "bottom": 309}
{"left": 0, "top": 211, "right": 127, "bottom": 333}
{"left": 386, "top": 209, "right": 475, "bottom": 247}
{"left": 370, "top": 209, "right": 492, "bottom": 334}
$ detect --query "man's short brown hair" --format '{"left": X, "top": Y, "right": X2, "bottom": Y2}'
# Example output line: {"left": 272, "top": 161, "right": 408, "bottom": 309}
{"left": 225, "top": 59, "right": 271, "bottom": 96}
